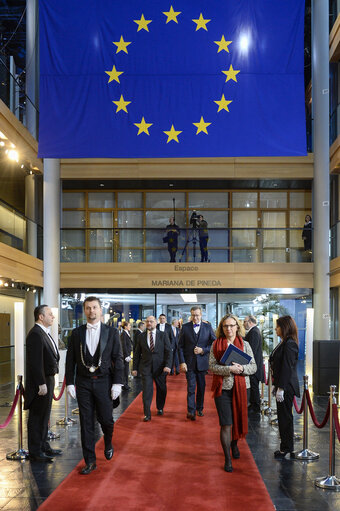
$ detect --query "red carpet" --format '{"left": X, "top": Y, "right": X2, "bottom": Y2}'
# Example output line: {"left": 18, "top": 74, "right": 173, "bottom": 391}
{"left": 39, "top": 375, "right": 275, "bottom": 511}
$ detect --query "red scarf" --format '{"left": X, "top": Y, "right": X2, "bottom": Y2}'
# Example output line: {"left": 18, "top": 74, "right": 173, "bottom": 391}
{"left": 211, "top": 336, "right": 248, "bottom": 440}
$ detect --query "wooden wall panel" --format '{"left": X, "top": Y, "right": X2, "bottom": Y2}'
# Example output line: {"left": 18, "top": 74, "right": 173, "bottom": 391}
{"left": 0, "top": 243, "right": 43, "bottom": 286}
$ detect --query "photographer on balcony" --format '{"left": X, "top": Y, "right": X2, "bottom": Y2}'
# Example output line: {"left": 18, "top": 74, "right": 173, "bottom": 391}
{"left": 164, "top": 216, "right": 180, "bottom": 263}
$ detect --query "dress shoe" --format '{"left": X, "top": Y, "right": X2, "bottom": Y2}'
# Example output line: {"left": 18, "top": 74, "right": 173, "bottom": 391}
{"left": 29, "top": 453, "right": 54, "bottom": 462}
{"left": 123, "top": 385, "right": 131, "bottom": 391}
{"left": 143, "top": 415, "right": 151, "bottom": 422}
{"left": 197, "top": 411, "right": 204, "bottom": 417}
{"left": 274, "top": 450, "right": 291, "bottom": 459}
{"left": 224, "top": 458, "right": 233, "bottom": 472}
{"left": 80, "top": 462, "right": 97, "bottom": 475}
{"left": 104, "top": 447, "right": 114, "bottom": 460}
{"left": 157, "top": 409, "right": 164, "bottom": 416}
{"left": 175, "top": 371, "right": 180, "bottom": 375}
{"left": 45, "top": 448, "right": 62, "bottom": 456}
{"left": 186, "top": 413, "right": 196, "bottom": 421}
{"left": 231, "top": 441, "right": 240, "bottom": 459}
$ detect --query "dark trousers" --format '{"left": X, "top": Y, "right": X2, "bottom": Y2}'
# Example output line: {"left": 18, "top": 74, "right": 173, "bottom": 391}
{"left": 199, "top": 237, "right": 208, "bottom": 261}
{"left": 168, "top": 247, "right": 177, "bottom": 262}
{"left": 123, "top": 360, "right": 130, "bottom": 387}
{"left": 141, "top": 371, "right": 167, "bottom": 417}
{"left": 27, "top": 375, "right": 55, "bottom": 455}
{"left": 249, "top": 375, "right": 261, "bottom": 409}
{"left": 171, "top": 346, "right": 179, "bottom": 374}
{"left": 186, "top": 370, "right": 206, "bottom": 413}
{"left": 276, "top": 386, "right": 294, "bottom": 452}
{"left": 76, "top": 375, "right": 114, "bottom": 464}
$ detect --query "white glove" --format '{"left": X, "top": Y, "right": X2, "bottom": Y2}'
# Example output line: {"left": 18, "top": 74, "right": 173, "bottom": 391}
{"left": 38, "top": 384, "right": 47, "bottom": 396}
{"left": 111, "top": 384, "right": 122, "bottom": 400}
{"left": 125, "top": 356, "right": 132, "bottom": 362}
{"left": 276, "top": 388, "right": 284, "bottom": 402}
{"left": 67, "top": 385, "right": 76, "bottom": 400}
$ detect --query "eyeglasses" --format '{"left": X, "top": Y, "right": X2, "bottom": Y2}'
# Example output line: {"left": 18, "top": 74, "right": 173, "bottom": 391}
{"left": 223, "top": 323, "right": 237, "bottom": 328}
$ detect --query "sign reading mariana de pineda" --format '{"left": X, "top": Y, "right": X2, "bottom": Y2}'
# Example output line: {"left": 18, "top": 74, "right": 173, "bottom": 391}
{"left": 151, "top": 279, "right": 222, "bottom": 287}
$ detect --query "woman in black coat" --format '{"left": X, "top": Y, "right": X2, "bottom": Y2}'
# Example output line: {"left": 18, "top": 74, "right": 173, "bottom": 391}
{"left": 269, "top": 315, "right": 300, "bottom": 458}
{"left": 302, "top": 214, "right": 312, "bottom": 251}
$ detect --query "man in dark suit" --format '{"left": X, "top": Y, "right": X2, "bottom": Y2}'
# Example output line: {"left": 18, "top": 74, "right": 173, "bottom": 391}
{"left": 24, "top": 305, "right": 61, "bottom": 462}
{"left": 120, "top": 320, "right": 133, "bottom": 390}
{"left": 132, "top": 315, "right": 172, "bottom": 421}
{"left": 178, "top": 306, "right": 216, "bottom": 420}
{"left": 170, "top": 318, "right": 180, "bottom": 375}
{"left": 244, "top": 315, "right": 264, "bottom": 413}
{"left": 157, "top": 313, "right": 174, "bottom": 369}
{"left": 66, "top": 296, "right": 124, "bottom": 475}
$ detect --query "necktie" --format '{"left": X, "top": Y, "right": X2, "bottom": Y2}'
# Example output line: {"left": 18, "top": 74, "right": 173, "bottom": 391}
{"left": 150, "top": 332, "right": 154, "bottom": 352}
{"left": 87, "top": 323, "right": 99, "bottom": 355}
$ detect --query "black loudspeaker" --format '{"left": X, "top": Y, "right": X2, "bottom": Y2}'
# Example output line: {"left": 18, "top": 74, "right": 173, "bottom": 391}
{"left": 313, "top": 340, "right": 340, "bottom": 395}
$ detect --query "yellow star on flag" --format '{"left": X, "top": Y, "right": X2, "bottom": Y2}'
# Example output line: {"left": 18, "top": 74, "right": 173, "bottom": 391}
{"left": 134, "top": 117, "right": 153, "bottom": 135}
{"left": 105, "top": 65, "right": 123, "bottom": 84}
{"left": 112, "top": 95, "right": 131, "bottom": 113}
{"left": 214, "top": 94, "right": 232, "bottom": 112}
{"left": 192, "top": 13, "right": 211, "bottom": 31}
{"left": 163, "top": 5, "right": 181, "bottom": 23}
{"left": 193, "top": 117, "right": 211, "bottom": 135}
{"left": 214, "top": 35, "right": 232, "bottom": 53}
{"left": 113, "top": 36, "right": 131, "bottom": 54}
{"left": 164, "top": 124, "right": 182, "bottom": 143}
{"left": 222, "top": 65, "right": 240, "bottom": 83}
{"left": 134, "top": 14, "right": 152, "bottom": 32}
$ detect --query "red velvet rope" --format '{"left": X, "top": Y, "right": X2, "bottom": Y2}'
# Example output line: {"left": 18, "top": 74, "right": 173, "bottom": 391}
{"left": 306, "top": 390, "right": 330, "bottom": 429}
{"left": 293, "top": 392, "right": 305, "bottom": 414}
{"left": 53, "top": 377, "right": 66, "bottom": 401}
{"left": 263, "top": 363, "right": 268, "bottom": 385}
{"left": 0, "top": 388, "right": 20, "bottom": 429}
{"left": 332, "top": 403, "right": 340, "bottom": 442}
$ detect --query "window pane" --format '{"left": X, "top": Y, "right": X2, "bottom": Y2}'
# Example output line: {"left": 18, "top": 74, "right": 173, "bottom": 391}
{"left": 290, "top": 192, "right": 312, "bottom": 209}
{"left": 88, "top": 192, "right": 115, "bottom": 208}
{"left": 89, "top": 212, "right": 113, "bottom": 228}
{"left": 119, "top": 229, "right": 144, "bottom": 248}
{"left": 118, "top": 192, "right": 143, "bottom": 208}
{"left": 89, "top": 249, "right": 113, "bottom": 262}
{"left": 61, "top": 249, "right": 85, "bottom": 262}
{"left": 118, "top": 211, "right": 143, "bottom": 228}
{"left": 118, "top": 249, "right": 143, "bottom": 262}
{"left": 232, "top": 249, "right": 258, "bottom": 262}
{"left": 145, "top": 192, "right": 185, "bottom": 209}
{"left": 189, "top": 192, "right": 228, "bottom": 208}
{"left": 289, "top": 211, "right": 306, "bottom": 247}
{"left": 63, "top": 192, "right": 85, "bottom": 209}
{"left": 260, "top": 192, "right": 287, "bottom": 208}
{"left": 262, "top": 212, "right": 286, "bottom": 247}
{"left": 232, "top": 211, "right": 257, "bottom": 247}
{"left": 232, "top": 192, "right": 257, "bottom": 208}
{"left": 145, "top": 211, "right": 186, "bottom": 228}
{"left": 61, "top": 230, "right": 85, "bottom": 247}
{"left": 62, "top": 211, "right": 86, "bottom": 228}
{"left": 89, "top": 229, "right": 113, "bottom": 248}
{"left": 263, "top": 249, "right": 286, "bottom": 262}
{"left": 146, "top": 249, "right": 169, "bottom": 262}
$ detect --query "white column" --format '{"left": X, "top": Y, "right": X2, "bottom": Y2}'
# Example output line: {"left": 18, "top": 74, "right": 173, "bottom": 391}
{"left": 43, "top": 159, "right": 60, "bottom": 309}
{"left": 312, "top": 0, "right": 330, "bottom": 340}
{"left": 305, "top": 308, "right": 314, "bottom": 384}
{"left": 26, "top": 0, "right": 39, "bottom": 137}
{"left": 14, "top": 302, "right": 25, "bottom": 378}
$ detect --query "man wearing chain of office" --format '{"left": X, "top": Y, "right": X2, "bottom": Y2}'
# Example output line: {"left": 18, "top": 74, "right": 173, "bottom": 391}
{"left": 66, "top": 296, "right": 124, "bottom": 475}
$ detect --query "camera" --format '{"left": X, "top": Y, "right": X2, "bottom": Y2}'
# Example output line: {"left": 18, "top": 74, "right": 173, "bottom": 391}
{"left": 190, "top": 210, "right": 200, "bottom": 229}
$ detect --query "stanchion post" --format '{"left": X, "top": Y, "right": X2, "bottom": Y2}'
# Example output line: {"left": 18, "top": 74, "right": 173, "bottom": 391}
{"left": 265, "top": 372, "right": 276, "bottom": 417}
{"left": 315, "top": 385, "right": 340, "bottom": 490}
{"left": 56, "top": 388, "right": 77, "bottom": 426}
{"left": 6, "top": 375, "right": 29, "bottom": 460}
{"left": 293, "top": 375, "right": 319, "bottom": 460}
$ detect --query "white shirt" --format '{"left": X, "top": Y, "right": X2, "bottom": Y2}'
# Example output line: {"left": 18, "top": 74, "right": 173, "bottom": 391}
{"left": 147, "top": 329, "right": 157, "bottom": 349}
{"left": 36, "top": 322, "right": 58, "bottom": 355}
{"left": 193, "top": 322, "right": 201, "bottom": 334}
{"left": 86, "top": 321, "right": 101, "bottom": 356}
{"left": 159, "top": 323, "right": 165, "bottom": 332}
{"left": 172, "top": 326, "right": 177, "bottom": 336}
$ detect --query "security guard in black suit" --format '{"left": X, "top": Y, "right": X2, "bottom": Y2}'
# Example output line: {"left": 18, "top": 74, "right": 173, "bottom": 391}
{"left": 25, "top": 305, "right": 60, "bottom": 462}
{"left": 66, "top": 296, "right": 124, "bottom": 474}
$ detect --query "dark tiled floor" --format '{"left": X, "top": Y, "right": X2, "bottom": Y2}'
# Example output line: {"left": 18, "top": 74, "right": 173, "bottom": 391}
{"left": 0, "top": 367, "right": 339, "bottom": 511}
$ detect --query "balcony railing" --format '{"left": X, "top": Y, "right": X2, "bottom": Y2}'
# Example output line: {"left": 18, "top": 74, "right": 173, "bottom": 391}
{"left": 0, "top": 199, "right": 43, "bottom": 258}
{"left": 61, "top": 227, "right": 313, "bottom": 263}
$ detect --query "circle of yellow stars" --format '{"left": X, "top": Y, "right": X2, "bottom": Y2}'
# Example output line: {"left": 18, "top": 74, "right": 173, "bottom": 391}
{"left": 104, "top": 6, "right": 240, "bottom": 143}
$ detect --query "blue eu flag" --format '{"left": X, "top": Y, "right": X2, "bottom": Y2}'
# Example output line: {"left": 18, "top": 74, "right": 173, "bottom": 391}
{"left": 38, "top": 0, "right": 306, "bottom": 158}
